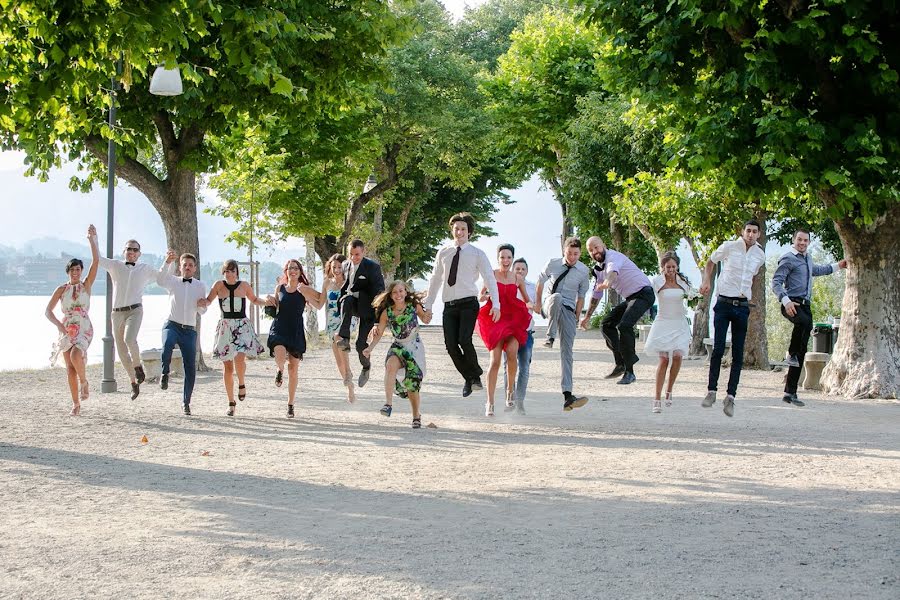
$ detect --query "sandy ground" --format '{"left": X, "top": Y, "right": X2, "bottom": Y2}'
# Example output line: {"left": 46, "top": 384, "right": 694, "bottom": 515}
{"left": 1, "top": 327, "right": 897, "bottom": 599}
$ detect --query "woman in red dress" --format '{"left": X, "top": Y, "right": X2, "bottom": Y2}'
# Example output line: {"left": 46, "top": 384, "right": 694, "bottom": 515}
{"left": 477, "top": 244, "right": 532, "bottom": 416}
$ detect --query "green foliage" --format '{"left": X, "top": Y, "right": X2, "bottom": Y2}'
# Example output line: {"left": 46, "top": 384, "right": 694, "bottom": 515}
{"left": 454, "top": 0, "right": 550, "bottom": 69}
{"left": 577, "top": 0, "right": 900, "bottom": 225}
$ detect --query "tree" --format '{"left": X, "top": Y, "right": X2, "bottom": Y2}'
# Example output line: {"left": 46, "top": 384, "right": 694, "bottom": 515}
{"left": 579, "top": 0, "right": 900, "bottom": 397}
{"left": 454, "top": 0, "right": 549, "bottom": 70}
{"left": 1, "top": 1, "right": 405, "bottom": 262}
{"left": 483, "top": 7, "right": 605, "bottom": 243}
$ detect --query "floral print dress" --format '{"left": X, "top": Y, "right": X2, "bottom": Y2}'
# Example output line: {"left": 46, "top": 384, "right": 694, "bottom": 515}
{"left": 386, "top": 304, "right": 426, "bottom": 397}
{"left": 50, "top": 283, "right": 93, "bottom": 366}
{"left": 212, "top": 281, "right": 265, "bottom": 361}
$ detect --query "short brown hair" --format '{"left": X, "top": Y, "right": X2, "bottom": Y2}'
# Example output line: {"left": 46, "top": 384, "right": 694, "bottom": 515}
{"left": 563, "top": 237, "right": 581, "bottom": 249}
{"left": 180, "top": 253, "right": 197, "bottom": 265}
{"left": 449, "top": 212, "right": 475, "bottom": 235}
{"left": 221, "top": 259, "right": 239, "bottom": 274}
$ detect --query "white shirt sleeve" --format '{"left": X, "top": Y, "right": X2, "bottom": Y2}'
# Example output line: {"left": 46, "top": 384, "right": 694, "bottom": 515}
{"left": 478, "top": 250, "right": 501, "bottom": 310}
{"left": 424, "top": 247, "right": 446, "bottom": 311}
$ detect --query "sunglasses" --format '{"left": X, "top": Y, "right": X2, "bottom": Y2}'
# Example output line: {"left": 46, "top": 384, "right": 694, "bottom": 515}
{"left": 125, "top": 247, "right": 140, "bottom": 252}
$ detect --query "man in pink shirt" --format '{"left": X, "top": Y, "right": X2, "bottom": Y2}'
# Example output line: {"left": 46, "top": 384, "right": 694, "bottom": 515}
{"left": 580, "top": 237, "right": 653, "bottom": 385}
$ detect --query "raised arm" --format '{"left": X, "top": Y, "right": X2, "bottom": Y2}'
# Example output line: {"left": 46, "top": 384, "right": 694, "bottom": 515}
{"left": 205, "top": 280, "right": 222, "bottom": 304}
{"left": 516, "top": 274, "right": 531, "bottom": 305}
{"left": 83, "top": 225, "right": 100, "bottom": 291}
{"left": 157, "top": 250, "right": 178, "bottom": 289}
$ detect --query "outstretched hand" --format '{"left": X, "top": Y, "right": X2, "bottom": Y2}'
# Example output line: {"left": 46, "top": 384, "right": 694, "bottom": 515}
{"left": 87, "top": 224, "right": 97, "bottom": 242}
{"left": 579, "top": 316, "right": 591, "bottom": 330}
{"left": 838, "top": 259, "right": 849, "bottom": 269}
{"left": 699, "top": 281, "right": 711, "bottom": 296}
{"left": 165, "top": 250, "right": 177, "bottom": 264}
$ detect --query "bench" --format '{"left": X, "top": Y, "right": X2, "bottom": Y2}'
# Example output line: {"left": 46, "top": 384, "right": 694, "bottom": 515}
{"left": 140, "top": 348, "right": 183, "bottom": 381}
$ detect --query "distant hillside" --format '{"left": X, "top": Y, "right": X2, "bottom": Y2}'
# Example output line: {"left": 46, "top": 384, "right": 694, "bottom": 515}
{"left": 22, "top": 237, "right": 90, "bottom": 258}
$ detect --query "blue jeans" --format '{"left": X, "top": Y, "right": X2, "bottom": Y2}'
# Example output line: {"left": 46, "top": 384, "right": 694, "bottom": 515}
{"left": 707, "top": 300, "right": 750, "bottom": 398}
{"left": 503, "top": 331, "right": 534, "bottom": 409}
{"left": 162, "top": 320, "right": 197, "bottom": 405}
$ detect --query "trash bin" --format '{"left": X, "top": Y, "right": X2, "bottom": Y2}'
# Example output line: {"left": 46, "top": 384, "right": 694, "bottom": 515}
{"left": 812, "top": 323, "right": 833, "bottom": 353}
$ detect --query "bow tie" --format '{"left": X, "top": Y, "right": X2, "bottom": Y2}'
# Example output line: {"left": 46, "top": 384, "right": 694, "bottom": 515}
{"left": 182, "top": 278, "right": 192, "bottom": 283}
{"left": 125, "top": 262, "right": 135, "bottom": 266}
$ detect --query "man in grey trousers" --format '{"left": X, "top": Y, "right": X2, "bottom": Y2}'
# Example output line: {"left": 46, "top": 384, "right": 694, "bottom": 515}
{"left": 534, "top": 237, "right": 591, "bottom": 412}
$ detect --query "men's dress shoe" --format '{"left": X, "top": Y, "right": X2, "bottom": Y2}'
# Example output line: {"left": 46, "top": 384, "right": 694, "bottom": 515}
{"left": 134, "top": 366, "right": 146, "bottom": 385}
{"left": 723, "top": 395, "right": 735, "bottom": 417}
{"left": 563, "top": 394, "right": 589, "bottom": 411}
{"left": 462, "top": 380, "right": 473, "bottom": 398}
{"left": 183, "top": 404, "right": 191, "bottom": 416}
{"left": 786, "top": 355, "right": 801, "bottom": 368}
{"left": 702, "top": 390, "right": 716, "bottom": 407}
{"left": 605, "top": 365, "right": 625, "bottom": 379}
{"left": 543, "top": 338, "right": 555, "bottom": 349}
{"left": 358, "top": 368, "right": 370, "bottom": 388}
{"left": 782, "top": 393, "right": 805, "bottom": 407}
{"left": 617, "top": 372, "right": 636, "bottom": 385}
{"left": 130, "top": 382, "right": 140, "bottom": 400}
{"left": 160, "top": 374, "right": 169, "bottom": 390}
{"left": 470, "top": 377, "right": 484, "bottom": 392}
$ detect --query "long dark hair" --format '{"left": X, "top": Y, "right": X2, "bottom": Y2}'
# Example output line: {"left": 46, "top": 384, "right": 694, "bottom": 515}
{"left": 372, "top": 280, "right": 424, "bottom": 319}
{"left": 660, "top": 251, "right": 691, "bottom": 286}
{"left": 279, "top": 259, "right": 309, "bottom": 286}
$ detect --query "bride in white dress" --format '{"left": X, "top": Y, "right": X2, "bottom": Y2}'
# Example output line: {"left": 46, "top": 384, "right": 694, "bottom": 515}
{"left": 644, "top": 252, "right": 695, "bottom": 413}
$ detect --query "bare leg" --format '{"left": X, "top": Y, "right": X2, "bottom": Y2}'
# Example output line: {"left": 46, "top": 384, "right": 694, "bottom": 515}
{"left": 62, "top": 350, "right": 79, "bottom": 412}
{"left": 235, "top": 353, "right": 247, "bottom": 392}
{"left": 486, "top": 345, "right": 504, "bottom": 407}
{"left": 223, "top": 360, "right": 235, "bottom": 404}
{"left": 383, "top": 355, "right": 402, "bottom": 406}
{"left": 504, "top": 338, "right": 519, "bottom": 406}
{"left": 287, "top": 356, "right": 300, "bottom": 406}
{"left": 333, "top": 342, "right": 355, "bottom": 402}
{"left": 69, "top": 346, "right": 88, "bottom": 401}
{"left": 274, "top": 345, "right": 287, "bottom": 386}
{"left": 408, "top": 390, "right": 421, "bottom": 419}
{"left": 667, "top": 353, "right": 683, "bottom": 401}
{"left": 655, "top": 354, "right": 670, "bottom": 401}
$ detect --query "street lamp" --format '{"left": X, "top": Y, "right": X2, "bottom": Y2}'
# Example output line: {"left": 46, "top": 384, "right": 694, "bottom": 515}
{"left": 101, "top": 62, "right": 183, "bottom": 393}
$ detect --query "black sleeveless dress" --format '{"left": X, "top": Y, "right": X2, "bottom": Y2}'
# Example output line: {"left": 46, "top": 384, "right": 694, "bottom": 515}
{"left": 267, "top": 284, "right": 306, "bottom": 358}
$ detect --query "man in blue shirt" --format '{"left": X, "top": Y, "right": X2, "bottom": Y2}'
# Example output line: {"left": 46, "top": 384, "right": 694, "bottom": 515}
{"left": 771, "top": 229, "right": 847, "bottom": 406}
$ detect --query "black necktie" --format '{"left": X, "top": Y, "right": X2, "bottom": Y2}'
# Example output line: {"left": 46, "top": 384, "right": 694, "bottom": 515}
{"left": 125, "top": 262, "right": 135, "bottom": 266}
{"left": 551, "top": 264, "right": 573, "bottom": 294}
{"left": 183, "top": 278, "right": 192, "bottom": 283}
{"left": 447, "top": 246, "right": 461, "bottom": 287}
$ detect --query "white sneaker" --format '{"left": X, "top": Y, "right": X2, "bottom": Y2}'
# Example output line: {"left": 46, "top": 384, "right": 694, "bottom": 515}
{"left": 702, "top": 390, "right": 716, "bottom": 408}
{"left": 723, "top": 395, "right": 735, "bottom": 417}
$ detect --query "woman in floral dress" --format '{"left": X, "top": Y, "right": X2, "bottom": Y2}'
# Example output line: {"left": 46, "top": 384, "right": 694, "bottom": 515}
{"left": 45, "top": 224, "right": 100, "bottom": 415}
{"left": 205, "top": 259, "right": 269, "bottom": 416}
{"left": 364, "top": 281, "right": 432, "bottom": 428}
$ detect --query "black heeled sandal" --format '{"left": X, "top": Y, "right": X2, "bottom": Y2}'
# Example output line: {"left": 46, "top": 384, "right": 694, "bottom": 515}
{"left": 227, "top": 401, "right": 236, "bottom": 417}
{"left": 287, "top": 403, "right": 294, "bottom": 418}
{"left": 275, "top": 371, "right": 283, "bottom": 387}
{"left": 238, "top": 384, "right": 246, "bottom": 401}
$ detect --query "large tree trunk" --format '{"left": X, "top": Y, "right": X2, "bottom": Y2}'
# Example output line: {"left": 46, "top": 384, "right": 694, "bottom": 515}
{"left": 821, "top": 196, "right": 900, "bottom": 398}
{"left": 304, "top": 236, "right": 319, "bottom": 344}
{"left": 686, "top": 237, "right": 711, "bottom": 356}
{"left": 743, "top": 209, "right": 769, "bottom": 369}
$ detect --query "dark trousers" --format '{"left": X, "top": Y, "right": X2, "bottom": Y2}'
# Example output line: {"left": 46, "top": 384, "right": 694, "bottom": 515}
{"left": 707, "top": 300, "right": 750, "bottom": 397}
{"left": 338, "top": 296, "right": 374, "bottom": 370}
{"left": 782, "top": 301, "right": 813, "bottom": 394}
{"left": 601, "top": 286, "right": 654, "bottom": 373}
{"left": 442, "top": 297, "right": 482, "bottom": 382}
{"left": 161, "top": 320, "right": 197, "bottom": 405}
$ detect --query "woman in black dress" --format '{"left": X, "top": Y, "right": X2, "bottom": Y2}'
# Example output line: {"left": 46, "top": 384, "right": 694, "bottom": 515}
{"left": 265, "top": 259, "right": 319, "bottom": 418}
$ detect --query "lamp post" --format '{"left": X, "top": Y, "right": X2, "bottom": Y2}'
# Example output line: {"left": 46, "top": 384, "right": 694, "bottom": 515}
{"left": 101, "top": 62, "right": 183, "bottom": 393}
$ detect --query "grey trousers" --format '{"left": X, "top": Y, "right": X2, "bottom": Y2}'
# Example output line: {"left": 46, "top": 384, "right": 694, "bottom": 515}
{"left": 546, "top": 293, "right": 578, "bottom": 393}
{"left": 112, "top": 306, "right": 143, "bottom": 380}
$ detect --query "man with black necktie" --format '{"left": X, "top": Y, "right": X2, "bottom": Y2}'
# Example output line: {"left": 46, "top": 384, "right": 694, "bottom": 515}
{"left": 534, "top": 237, "right": 591, "bottom": 411}
{"left": 336, "top": 239, "right": 385, "bottom": 387}
{"left": 96, "top": 230, "right": 169, "bottom": 399}
{"left": 771, "top": 228, "right": 847, "bottom": 407}
{"left": 425, "top": 213, "right": 500, "bottom": 397}
{"left": 158, "top": 250, "right": 208, "bottom": 415}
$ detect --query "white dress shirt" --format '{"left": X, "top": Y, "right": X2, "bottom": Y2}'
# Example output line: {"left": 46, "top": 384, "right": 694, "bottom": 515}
{"left": 519, "top": 280, "right": 537, "bottom": 332}
{"left": 99, "top": 256, "right": 165, "bottom": 308}
{"left": 158, "top": 262, "right": 208, "bottom": 326}
{"left": 425, "top": 242, "right": 500, "bottom": 311}
{"left": 709, "top": 238, "right": 766, "bottom": 300}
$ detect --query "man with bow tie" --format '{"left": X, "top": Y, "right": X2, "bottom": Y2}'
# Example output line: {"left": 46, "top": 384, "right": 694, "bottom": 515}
{"left": 96, "top": 229, "right": 169, "bottom": 399}
{"left": 158, "top": 250, "right": 208, "bottom": 415}
{"left": 771, "top": 229, "right": 847, "bottom": 407}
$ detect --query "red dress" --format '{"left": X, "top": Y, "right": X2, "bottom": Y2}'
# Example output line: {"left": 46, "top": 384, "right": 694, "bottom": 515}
{"left": 477, "top": 281, "right": 531, "bottom": 350}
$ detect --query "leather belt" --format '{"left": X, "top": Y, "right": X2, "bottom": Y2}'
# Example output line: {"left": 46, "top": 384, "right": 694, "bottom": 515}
{"left": 718, "top": 295, "right": 751, "bottom": 307}
{"left": 166, "top": 320, "right": 196, "bottom": 331}
{"left": 789, "top": 296, "right": 811, "bottom": 305}
{"left": 113, "top": 303, "right": 142, "bottom": 312}
{"left": 445, "top": 296, "right": 477, "bottom": 307}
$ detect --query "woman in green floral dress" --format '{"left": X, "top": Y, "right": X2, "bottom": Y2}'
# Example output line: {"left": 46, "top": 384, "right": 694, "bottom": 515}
{"left": 364, "top": 281, "right": 432, "bottom": 428}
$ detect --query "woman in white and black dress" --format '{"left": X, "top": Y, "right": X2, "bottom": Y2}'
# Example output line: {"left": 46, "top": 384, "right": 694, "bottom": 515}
{"left": 644, "top": 252, "right": 694, "bottom": 413}
{"left": 206, "top": 259, "right": 269, "bottom": 416}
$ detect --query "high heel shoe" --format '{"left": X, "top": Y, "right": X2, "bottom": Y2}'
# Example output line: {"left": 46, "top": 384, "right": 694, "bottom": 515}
{"left": 652, "top": 398, "right": 662, "bottom": 413}
{"left": 485, "top": 402, "right": 494, "bottom": 417}
{"left": 505, "top": 385, "right": 516, "bottom": 410}
{"left": 226, "top": 401, "right": 236, "bottom": 417}
{"left": 238, "top": 384, "right": 246, "bottom": 401}
{"left": 665, "top": 391, "right": 673, "bottom": 407}
{"left": 69, "top": 403, "right": 81, "bottom": 416}
{"left": 79, "top": 380, "right": 89, "bottom": 401}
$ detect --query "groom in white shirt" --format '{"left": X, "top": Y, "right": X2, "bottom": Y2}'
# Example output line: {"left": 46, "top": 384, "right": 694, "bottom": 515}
{"left": 425, "top": 213, "right": 500, "bottom": 398}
